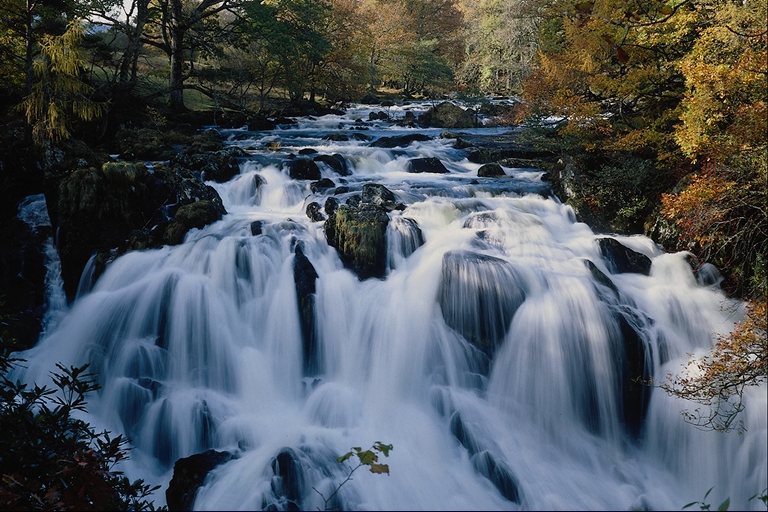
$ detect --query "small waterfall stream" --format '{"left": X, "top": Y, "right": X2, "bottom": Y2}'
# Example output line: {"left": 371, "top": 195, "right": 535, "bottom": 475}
{"left": 15, "top": 103, "right": 767, "bottom": 510}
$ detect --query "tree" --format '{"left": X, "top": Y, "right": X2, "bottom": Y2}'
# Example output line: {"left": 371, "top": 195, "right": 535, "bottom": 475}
{"left": 661, "top": 301, "right": 767, "bottom": 432}
{"left": 21, "top": 20, "right": 104, "bottom": 142}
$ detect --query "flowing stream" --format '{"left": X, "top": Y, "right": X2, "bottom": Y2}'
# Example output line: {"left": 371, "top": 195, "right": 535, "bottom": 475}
{"left": 16, "top": 102, "right": 767, "bottom": 510}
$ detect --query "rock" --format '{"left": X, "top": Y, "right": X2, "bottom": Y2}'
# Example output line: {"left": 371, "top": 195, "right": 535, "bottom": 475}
{"left": 350, "top": 132, "right": 372, "bottom": 141}
{"left": 370, "top": 133, "right": 432, "bottom": 148}
{"left": 287, "top": 158, "right": 321, "bottom": 180}
{"left": 418, "top": 102, "right": 476, "bottom": 128}
{"left": 270, "top": 448, "right": 305, "bottom": 511}
{"left": 166, "top": 450, "right": 233, "bottom": 511}
{"left": 471, "top": 451, "right": 521, "bottom": 504}
{"left": 294, "top": 243, "right": 319, "bottom": 374}
{"left": 324, "top": 204, "right": 389, "bottom": 279}
{"left": 615, "top": 312, "right": 652, "bottom": 437}
{"left": 310, "top": 178, "right": 335, "bottom": 193}
{"left": 449, "top": 412, "right": 480, "bottom": 454}
{"left": 381, "top": 100, "right": 395, "bottom": 107}
{"left": 333, "top": 186, "right": 350, "bottom": 195}
{"left": 584, "top": 259, "right": 619, "bottom": 299}
{"left": 298, "top": 148, "right": 318, "bottom": 155}
{"left": 162, "top": 200, "right": 224, "bottom": 245}
{"left": 400, "top": 111, "right": 417, "bottom": 127}
{"left": 323, "top": 133, "right": 349, "bottom": 142}
{"left": 0, "top": 218, "right": 47, "bottom": 350}
{"left": 173, "top": 147, "right": 246, "bottom": 183}
{"left": 477, "top": 163, "right": 505, "bottom": 177}
{"left": 313, "top": 154, "right": 350, "bottom": 176}
{"left": 368, "top": 111, "right": 389, "bottom": 121}
{"left": 250, "top": 220, "right": 264, "bottom": 236}
{"left": 114, "top": 128, "right": 222, "bottom": 161}
{"left": 598, "top": 238, "right": 652, "bottom": 275}
{"left": 324, "top": 197, "right": 339, "bottom": 216}
{"left": 306, "top": 202, "right": 325, "bottom": 222}
{"left": 247, "top": 115, "right": 277, "bottom": 131}
{"left": 49, "top": 163, "right": 226, "bottom": 298}
{"left": 361, "top": 183, "right": 397, "bottom": 210}
{"left": 438, "top": 251, "right": 526, "bottom": 355}
{"left": 345, "top": 194, "right": 362, "bottom": 207}
{"left": 360, "top": 94, "right": 380, "bottom": 104}
{"left": 406, "top": 157, "right": 449, "bottom": 174}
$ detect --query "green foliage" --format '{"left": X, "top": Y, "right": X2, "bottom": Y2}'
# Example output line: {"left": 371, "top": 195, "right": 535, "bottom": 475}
{"left": 683, "top": 487, "right": 768, "bottom": 511}
{"left": 0, "top": 350, "right": 163, "bottom": 511}
{"left": 314, "top": 441, "right": 393, "bottom": 511}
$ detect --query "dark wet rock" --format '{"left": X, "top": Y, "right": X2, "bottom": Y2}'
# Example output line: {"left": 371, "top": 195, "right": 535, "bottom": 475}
{"left": 541, "top": 172, "right": 551, "bottom": 182}
{"left": 360, "top": 94, "right": 380, "bottom": 104}
{"left": 306, "top": 202, "right": 325, "bottom": 222}
{"left": 324, "top": 203, "right": 389, "bottom": 280}
{"left": 438, "top": 251, "right": 526, "bottom": 355}
{"left": 333, "top": 186, "right": 351, "bottom": 195}
{"left": 172, "top": 147, "right": 246, "bottom": 183}
{"left": 287, "top": 158, "right": 321, "bottom": 180}
{"left": 406, "top": 157, "right": 449, "bottom": 174}
{"left": 399, "top": 111, "right": 417, "bottom": 127}
{"left": 294, "top": 243, "right": 319, "bottom": 374}
{"left": 324, "top": 197, "right": 339, "bottom": 216}
{"left": 49, "top": 162, "right": 226, "bottom": 298}
{"left": 269, "top": 448, "right": 305, "bottom": 511}
{"left": 381, "top": 100, "right": 396, "bottom": 107}
{"left": 161, "top": 200, "right": 224, "bottom": 245}
{"left": 250, "top": 220, "right": 264, "bottom": 236}
{"left": 0, "top": 218, "right": 47, "bottom": 350}
{"left": 368, "top": 110, "right": 390, "bottom": 121}
{"left": 345, "top": 194, "right": 362, "bottom": 207}
{"left": 453, "top": 134, "right": 554, "bottom": 165}
{"left": 695, "top": 262, "right": 722, "bottom": 287}
{"left": 370, "top": 133, "right": 432, "bottom": 148}
{"left": 247, "top": 115, "right": 277, "bottom": 131}
{"left": 471, "top": 451, "right": 521, "bottom": 504}
{"left": 313, "top": 154, "right": 350, "bottom": 176}
{"left": 477, "top": 163, "right": 505, "bottom": 177}
{"left": 323, "top": 132, "right": 350, "bottom": 142}
{"left": 350, "top": 132, "right": 372, "bottom": 141}
{"left": 598, "top": 237, "right": 652, "bottom": 275}
{"left": 449, "top": 411, "right": 480, "bottom": 455}
{"left": 419, "top": 102, "right": 476, "bottom": 128}
{"left": 310, "top": 178, "right": 335, "bottom": 193}
{"left": 615, "top": 312, "right": 652, "bottom": 437}
{"left": 361, "top": 183, "right": 397, "bottom": 210}
{"left": 166, "top": 450, "right": 233, "bottom": 511}
{"left": 584, "top": 259, "right": 619, "bottom": 299}
{"left": 298, "top": 148, "right": 318, "bottom": 155}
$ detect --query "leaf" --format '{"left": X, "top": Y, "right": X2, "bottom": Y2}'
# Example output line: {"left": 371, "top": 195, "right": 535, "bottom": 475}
{"left": 717, "top": 498, "right": 730, "bottom": 511}
{"left": 336, "top": 452, "right": 354, "bottom": 464}
{"left": 373, "top": 442, "right": 393, "bottom": 457}
{"left": 369, "top": 463, "right": 389, "bottom": 475}
{"left": 357, "top": 450, "right": 377, "bottom": 466}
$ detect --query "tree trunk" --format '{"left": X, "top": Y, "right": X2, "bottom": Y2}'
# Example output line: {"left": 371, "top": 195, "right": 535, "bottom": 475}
{"left": 168, "top": 0, "right": 186, "bottom": 111}
{"left": 118, "top": 0, "right": 150, "bottom": 89}
{"left": 24, "top": 0, "right": 34, "bottom": 94}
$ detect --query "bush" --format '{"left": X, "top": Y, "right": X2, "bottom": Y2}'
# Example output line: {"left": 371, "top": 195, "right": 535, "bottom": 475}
{"left": 0, "top": 349, "right": 163, "bottom": 511}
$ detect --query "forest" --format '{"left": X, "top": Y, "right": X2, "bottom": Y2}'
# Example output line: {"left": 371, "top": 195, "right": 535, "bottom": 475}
{"left": 0, "top": 0, "right": 766, "bottom": 510}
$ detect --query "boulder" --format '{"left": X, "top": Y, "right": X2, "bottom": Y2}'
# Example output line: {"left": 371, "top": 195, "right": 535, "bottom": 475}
{"left": 477, "top": 163, "right": 505, "bottom": 178}
{"left": 598, "top": 237, "right": 652, "bottom": 275}
{"left": 615, "top": 311, "right": 652, "bottom": 437}
{"left": 314, "top": 154, "right": 350, "bottom": 176}
{"left": 294, "top": 243, "right": 319, "bottom": 374}
{"left": 368, "top": 111, "right": 389, "bottom": 121}
{"left": 306, "top": 202, "right": 325, "bottom": 222}
{"left": 270, "top": 448, "right": 305, "bottom": 511}
{"left": 419, "top": 102, "right": 476, "bottom": 128}
{"left": 370, "top": 133, "right": 432, "bottom": 148}
{"left": 247, "top": 115, "right": 277, "bottom": 131}
{"left": 438, "top": 251, "right": 526, "bottom": 355}
{"left": 166, "top": 450, "right": 233, "bottom": 511}
{"left": 323, "top": 133, "right": 350, "bottom": 142}
{"left": 471, "top": 451, "right": 521, "bottom": 504}
{"left": 161, "top": 200, "right": 224, "bottom": 245}
{"left": 287, "top": 158, "right": 321, "bottom": 180}
{"left": 250, "top": 220, "right": 264, "bottom": 236}
{"left": 298, "top": 148, "right": 318, "bottom": 155}
{"left": 310, "top": 178, "right": 335, "bottom": 193}
{"left": 324, "top": 197, "right": 339, "bottom": 216}
{"left": 173, "top": 147, "right": 246, "bottom": 183}
{"left": 584, "top": 259, "right": 619, "bottom": 299}
{"left": 406, "top": 157, "right": 449, "bottom": 174}
{"left": 324, "top": 204, "right": 390, "bottom": 279}
{"left": 361, "top": 183, "right": 397, "bottom": 210}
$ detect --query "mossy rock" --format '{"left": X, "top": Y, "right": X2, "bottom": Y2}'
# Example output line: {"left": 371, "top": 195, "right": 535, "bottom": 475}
{"left": 324, "top": 204, "right": 389, "bottom": 279}
{"left": 162, "top": 200, "right": 224, "bottom": 245}
{"left": 477, "top": 163, "right": 505, "bottom": 177}
{"left": 418, "top": 102, "right": 476, "bottom": 128}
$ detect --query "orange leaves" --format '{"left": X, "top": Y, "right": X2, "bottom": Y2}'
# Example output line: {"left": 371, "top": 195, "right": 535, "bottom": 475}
{"left": 661, "top": 171, "right": 735, "bottom": 245}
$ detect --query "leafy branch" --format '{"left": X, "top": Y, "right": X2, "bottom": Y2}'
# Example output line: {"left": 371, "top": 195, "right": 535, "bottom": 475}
{"left": 313, "top": 441, "right": 393, "bottom": 511}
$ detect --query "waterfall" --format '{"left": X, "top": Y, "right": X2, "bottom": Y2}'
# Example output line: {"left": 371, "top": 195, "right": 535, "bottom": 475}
{"left": 14, "top": 103, "right": 766, "bottom": 510}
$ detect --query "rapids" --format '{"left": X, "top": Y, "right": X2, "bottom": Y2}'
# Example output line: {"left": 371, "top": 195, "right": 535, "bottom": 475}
{"left": 14, "top": 102, "right": 767, "bottom": 510}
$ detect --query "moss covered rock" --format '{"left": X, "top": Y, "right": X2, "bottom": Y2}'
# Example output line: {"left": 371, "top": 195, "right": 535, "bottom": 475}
{"left": 419, "top": 102, "right": 476, "bottom": 128}
{"left": 324, "top": 204, "right": 389, "bottom": 279}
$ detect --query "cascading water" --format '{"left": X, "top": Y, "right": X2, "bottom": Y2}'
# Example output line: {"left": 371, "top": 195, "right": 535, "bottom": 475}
{"left": 15, "top": 103, "right": 766, "bottom": 510}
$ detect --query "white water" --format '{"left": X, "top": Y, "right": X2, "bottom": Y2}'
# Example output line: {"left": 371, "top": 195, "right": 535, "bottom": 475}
{"left": 15, "top": 103, "right": 767, "bottom": 510}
